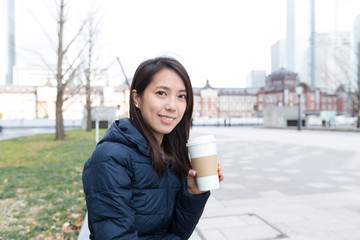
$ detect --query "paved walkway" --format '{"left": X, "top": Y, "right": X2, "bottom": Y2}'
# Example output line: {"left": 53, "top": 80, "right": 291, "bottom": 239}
{"left": 0, "top": 128, "right": 56, "bottom": 141}
{"left": 188, "top": 127, "right": 360, "bottom": 240}
{"left": 76, "top": 126, "right": 360, "bottom": 240}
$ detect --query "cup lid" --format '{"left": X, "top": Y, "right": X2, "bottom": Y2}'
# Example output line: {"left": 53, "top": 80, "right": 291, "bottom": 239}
{"left": 186, "top": 135, "right": 216, "bottom": 147}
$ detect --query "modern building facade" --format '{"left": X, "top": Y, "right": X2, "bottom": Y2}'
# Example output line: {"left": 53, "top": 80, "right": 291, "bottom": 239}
{"left": 354, "top": 14, "right": 360, "bottom": 91}
{"left": 283, "top": 0, "right": 360, "bottom": 92}
{"left": 271, "top": 39, "right": 286, "bottom": 73}
{"left": 0, "top": 0, "right": 16, "bottom": 85}
{"left": 246, "top": 70, "right": 266, "bottom": 88}
{"left": 286, "top": 0, "right": 311, "bottom": 85}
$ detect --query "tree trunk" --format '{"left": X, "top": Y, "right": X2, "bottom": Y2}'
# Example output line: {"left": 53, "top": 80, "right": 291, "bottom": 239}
{"left": 56, "top": 88, "right": 65, "bottom": 140}
{"left": 357, "top": 98, "right": 360, "bottom": 128}
{"left": 86, "top": 79, "right": 92, "bottom": 132}
{"left": 357, "top": 89, "right": 360, "bottom": 128}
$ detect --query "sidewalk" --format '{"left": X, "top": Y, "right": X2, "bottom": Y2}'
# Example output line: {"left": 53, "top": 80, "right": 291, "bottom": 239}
{"left": 77, "top": 213, "right": 90, "bottom": 240}
{"left": 189, "top": 127, "right": 360, "bottom": 240}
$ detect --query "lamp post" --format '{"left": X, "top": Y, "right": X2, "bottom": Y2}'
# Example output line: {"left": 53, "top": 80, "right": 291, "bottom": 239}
{"left": 296, "top": 86, "right": 302, "bottom": 131}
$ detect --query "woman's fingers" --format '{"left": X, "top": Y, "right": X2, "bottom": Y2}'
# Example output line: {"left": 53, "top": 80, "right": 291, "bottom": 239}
{"left": 218, "top": 161, "right": 224, "bottom": 182}
{"left": 188, "top": 169, "right": 196, "bottom": 177}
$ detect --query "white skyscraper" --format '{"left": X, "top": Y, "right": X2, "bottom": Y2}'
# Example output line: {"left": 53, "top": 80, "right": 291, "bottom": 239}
{"left": 271, "top": 39, "right": 286, "bottom": 73}
{"left": 354, "top": 15, "right": 360, "bottom": 91}
{"left": 246, "top": 70, "right": 266, "bottom": 88}
{"left": 0, "top": 0, "right": 16, "bottom": 85}
{"left": 0, "top": 1, "right": 5, "bottom": 84}
{"left": 286, "top": 0, "right": 311, "bottom": 85}
{"left": 285, "top": 0, "right": 360, "bottom": 90}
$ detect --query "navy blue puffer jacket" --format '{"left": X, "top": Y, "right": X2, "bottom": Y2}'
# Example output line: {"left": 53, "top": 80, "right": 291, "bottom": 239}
{"left": 83, "top": 118, "right": 210, "bottom": 239}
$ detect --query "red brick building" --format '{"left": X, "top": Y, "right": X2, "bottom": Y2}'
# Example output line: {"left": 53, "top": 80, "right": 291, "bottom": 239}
{"left": 193, "top": 68, "right": 357, "bottom": 119}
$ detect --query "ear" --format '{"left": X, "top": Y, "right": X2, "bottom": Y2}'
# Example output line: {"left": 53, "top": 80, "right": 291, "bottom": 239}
{"left": 132, "top": 89, "right": 140, "bottom": 108}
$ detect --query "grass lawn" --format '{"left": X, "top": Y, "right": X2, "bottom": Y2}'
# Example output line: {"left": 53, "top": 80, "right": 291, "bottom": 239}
{"left": 0, "top": 129, "right": 106, "bottom": 240}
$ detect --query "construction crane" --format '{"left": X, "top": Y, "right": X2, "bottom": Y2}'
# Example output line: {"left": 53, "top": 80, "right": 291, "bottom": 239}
{"left": 116, "top": 57, "right": 130, "bottom": 87}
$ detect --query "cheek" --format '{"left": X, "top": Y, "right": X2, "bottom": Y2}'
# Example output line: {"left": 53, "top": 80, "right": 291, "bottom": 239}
{"left": 179, "top": 103, "right": 187, "bottom": 116}
{"left": 140, "top": 100, "right": 159, "bottom": 120}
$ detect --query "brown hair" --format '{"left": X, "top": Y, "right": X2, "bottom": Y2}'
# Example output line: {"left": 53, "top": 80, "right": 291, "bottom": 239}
{"left": 129, "top": 57, "right": 193, "bottom": 180}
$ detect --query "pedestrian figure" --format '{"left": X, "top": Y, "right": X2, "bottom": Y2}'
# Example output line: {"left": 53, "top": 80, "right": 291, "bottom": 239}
{"left": 82, "top": 57, "right": 224, "bottom": 239}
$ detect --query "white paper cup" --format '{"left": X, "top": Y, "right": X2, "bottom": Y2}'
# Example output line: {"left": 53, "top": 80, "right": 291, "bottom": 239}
{"left": 186, "top": 135, "right": 219, "bottom": 191}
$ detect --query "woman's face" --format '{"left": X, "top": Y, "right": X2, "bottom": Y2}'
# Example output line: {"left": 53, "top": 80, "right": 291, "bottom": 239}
{"left": 133, "top": 68, "right": 187, "bottom": 145}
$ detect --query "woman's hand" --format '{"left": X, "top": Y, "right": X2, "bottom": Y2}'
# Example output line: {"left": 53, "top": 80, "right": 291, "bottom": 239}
{"left": 186, "top": 162, "right": 224, "bottom": 195}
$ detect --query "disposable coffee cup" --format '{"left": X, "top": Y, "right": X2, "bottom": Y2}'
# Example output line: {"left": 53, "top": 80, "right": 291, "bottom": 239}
{"left": 186, "top": 135, "right": 219, "bottom": 191}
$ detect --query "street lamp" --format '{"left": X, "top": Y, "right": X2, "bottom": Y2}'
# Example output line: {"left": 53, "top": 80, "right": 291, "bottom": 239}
{"left": 295, "top": 86, "right": 303, "bottom": 131}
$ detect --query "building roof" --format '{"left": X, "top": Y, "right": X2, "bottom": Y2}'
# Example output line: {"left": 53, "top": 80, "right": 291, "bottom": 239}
{"left": 43, "top": 78, "right": 54, "bottom": 87}
{"left": 218, "top": 88, "right": 260, "bottom": 95}
{"left": 203, "top": 80, "right": 213, "bottom": 89}
{"left": 193, "top": 86, "right": 260, "bottom": 96}
{"left": 268, "top": 67, "right": 298, "bottom": 78}
{"left": 0, "top": 85, "right": 37, "bottom": 93}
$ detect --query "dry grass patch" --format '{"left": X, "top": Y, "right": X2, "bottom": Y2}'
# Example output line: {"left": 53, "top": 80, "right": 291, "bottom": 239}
{"left": 0, "top": 129, "right": 106, "bottom": 239}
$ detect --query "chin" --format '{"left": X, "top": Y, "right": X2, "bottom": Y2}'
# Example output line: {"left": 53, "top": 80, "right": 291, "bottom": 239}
{"left": 161, "top": 127, "right": 176, "bottom": 135}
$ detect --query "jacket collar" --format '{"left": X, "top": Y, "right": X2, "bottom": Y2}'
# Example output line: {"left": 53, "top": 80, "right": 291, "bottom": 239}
{"left": 99, "top": 118, "right": 150, "bottom": 157}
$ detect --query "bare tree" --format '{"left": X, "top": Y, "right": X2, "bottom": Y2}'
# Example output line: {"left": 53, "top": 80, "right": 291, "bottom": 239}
{"left": 54, "top": 0, "right": 86, "bottom": 140}
{"left": 83, "top": 13, "right": 99, "bottom": 132}
{"left": 83, "top": 14, "right": 96, "bottom": 132}
{"left": 315, "top": 35, "right": 359, "bottom": 124}
{"left": 81, "top": 10, "right": 109, "bottom": 132}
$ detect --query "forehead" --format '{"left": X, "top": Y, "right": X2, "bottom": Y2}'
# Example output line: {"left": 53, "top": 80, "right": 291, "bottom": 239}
{"left": 150, "top": 68, "right": 186, "bottom": 89}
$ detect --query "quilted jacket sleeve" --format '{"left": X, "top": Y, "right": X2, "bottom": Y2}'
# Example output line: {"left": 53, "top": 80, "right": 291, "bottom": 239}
{"left": 82, "top": 144, "right": 138, "bottom": 240}
{"left": 167, "top": 181, "right": 210, "bottom": 239}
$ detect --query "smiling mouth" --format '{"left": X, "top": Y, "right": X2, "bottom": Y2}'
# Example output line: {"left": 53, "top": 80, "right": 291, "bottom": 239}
{"left": 159, "top": 115, "right": 175, "bottom": 121}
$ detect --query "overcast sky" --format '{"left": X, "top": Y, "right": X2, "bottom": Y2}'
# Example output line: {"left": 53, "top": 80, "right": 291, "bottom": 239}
{"left": 98, "top": 0, "right": 288, "bottom": 88}
{"left": 12, "top": 0, "right": 360, "bottom": 88}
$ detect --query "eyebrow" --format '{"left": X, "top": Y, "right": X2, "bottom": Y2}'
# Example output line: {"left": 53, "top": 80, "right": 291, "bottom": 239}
{"left": 155, "top": 86, "right": 187, "bottom": 93}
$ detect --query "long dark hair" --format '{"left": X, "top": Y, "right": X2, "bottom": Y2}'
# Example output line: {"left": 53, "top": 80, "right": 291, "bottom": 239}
{"left": 129, "top": 57, "right": 193, "bottom": 180}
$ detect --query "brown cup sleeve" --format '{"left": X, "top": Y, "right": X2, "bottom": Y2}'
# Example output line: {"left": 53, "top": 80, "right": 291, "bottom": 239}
{"left": 191, "top": 155, "right": 218, "bottom": 177}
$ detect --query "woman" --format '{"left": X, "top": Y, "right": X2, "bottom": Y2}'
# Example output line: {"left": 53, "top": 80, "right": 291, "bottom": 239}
{"left": 83, "top": 57, "right": 224, "bottom": 239}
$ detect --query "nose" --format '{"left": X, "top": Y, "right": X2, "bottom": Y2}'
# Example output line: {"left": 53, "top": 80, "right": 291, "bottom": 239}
{"left": 165, "top": 97, "right": 176, "bottom": 111}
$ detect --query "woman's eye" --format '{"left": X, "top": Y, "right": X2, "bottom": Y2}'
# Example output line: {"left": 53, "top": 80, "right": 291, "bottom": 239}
{"left": 157, "top": 91, "right": 166, "bottom": 96}
{"left": 179, "top": 94, "right": 187, "bottom": 99}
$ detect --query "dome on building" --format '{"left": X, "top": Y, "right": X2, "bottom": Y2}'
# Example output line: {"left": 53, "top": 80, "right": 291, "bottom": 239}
{"left": 269, "top": 67, "right": 298, "bottom": 78}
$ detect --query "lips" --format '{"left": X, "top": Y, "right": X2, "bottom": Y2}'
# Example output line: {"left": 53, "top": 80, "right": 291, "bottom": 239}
{"left": 159, "top": 114, "right": 175, "bottom": 123}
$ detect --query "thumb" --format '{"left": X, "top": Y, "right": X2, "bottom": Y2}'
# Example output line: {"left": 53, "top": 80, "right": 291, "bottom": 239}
{"left": 188, "top": 169, "right": 197, "bottom": 177}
